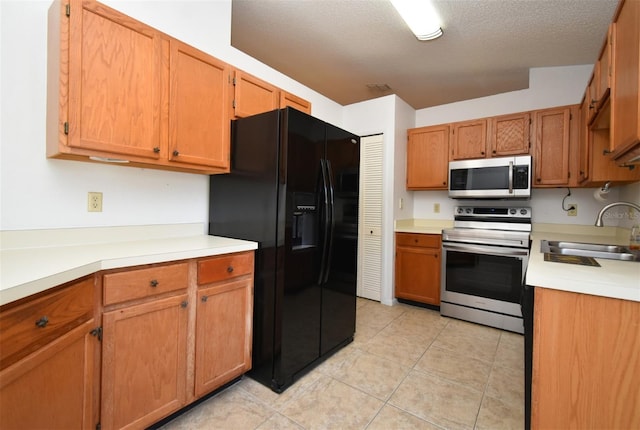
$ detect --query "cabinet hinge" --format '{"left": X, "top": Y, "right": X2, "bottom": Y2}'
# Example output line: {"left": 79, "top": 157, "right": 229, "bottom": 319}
{"left": 232, "top": 99, "right": 236, "bottom": 108}
{"left": 90, "top": 326, "right": 102, "bottom": 342}
{"left": 569, "top": 113, "right": 573, "bottom": 121}
{"left": 232, "top": 77, "right": 237, "bottom": 86}
{"left": 65, "top": 4, "right": 70, "bottom": 17}
{"left": 64, "top": 122, "right": 69, "bottom": 135}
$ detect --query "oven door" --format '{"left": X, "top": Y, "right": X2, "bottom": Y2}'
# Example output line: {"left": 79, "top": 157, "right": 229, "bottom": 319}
{"left": 441, "top": 241, "right": 529, "bottom": 317}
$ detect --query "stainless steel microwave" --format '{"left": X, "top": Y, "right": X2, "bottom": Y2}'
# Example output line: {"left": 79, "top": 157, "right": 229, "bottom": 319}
{"left": 448, "top": 155, "right": 532, "bottom": 199}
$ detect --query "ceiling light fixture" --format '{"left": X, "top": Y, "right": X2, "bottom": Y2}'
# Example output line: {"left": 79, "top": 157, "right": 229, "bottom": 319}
{"left": 390, "top": 0, "right": 443, "bottom": 41}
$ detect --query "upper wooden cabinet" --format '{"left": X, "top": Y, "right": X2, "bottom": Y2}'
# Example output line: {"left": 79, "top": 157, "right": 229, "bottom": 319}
{"left": 47, "top": 0, "right": 232, "bottom": 174}
{"left": 489, "top": 112, "right": 531, "bottom": 156}
{"left": 280, "top": 91, "right": 312, "bottom": 114}
{"left": 610, "top": 0, "right": 640, "bottom": 165}
{"left": 450, "top": 119, "right": 487, "bottom": 160}
{"left": 449, "top": 114, "right": 531, "bottom": 160}
{"left": 587, "top": 28, "right": 613, "bottom": 125}
{"left": 531, "top": 106, "right": 573, "bottom": 187}
{"left": 406, "top": 125, "right": 449, "bottom": 190}
{"left": 47, "top": 1, "right": 311, "bottom": 174}
{"left": 579, "top": 94, "right": 640, "bottom": 185}
{"left": 169, "top": 40, "right": 230, "bottom": 170}
{"left": 231, "top": 70, "right": 279, "bottom": 118}
{"left": 48, "top": 0, "right": 165, "bottom": 162}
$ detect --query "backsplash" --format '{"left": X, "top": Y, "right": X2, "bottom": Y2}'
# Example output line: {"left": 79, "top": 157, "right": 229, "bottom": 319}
{"left": 412, "top": 182, "right": 639, "bottom": 227}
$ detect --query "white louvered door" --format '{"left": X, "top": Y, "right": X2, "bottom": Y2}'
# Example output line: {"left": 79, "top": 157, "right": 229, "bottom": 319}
{"left": 357, "top": 134, "right": 383, "bottom": 301}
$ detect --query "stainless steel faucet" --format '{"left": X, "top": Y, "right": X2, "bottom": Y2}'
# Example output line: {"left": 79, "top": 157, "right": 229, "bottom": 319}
{"left": 594, "top": 201, "right": 640, "bottom": 227}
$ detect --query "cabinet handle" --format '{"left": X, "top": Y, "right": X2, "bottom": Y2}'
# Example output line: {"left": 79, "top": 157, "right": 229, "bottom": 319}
{"left": 35, "top": 316, "right": 49, "bottom": 328}
{"left": 492, "top": 150, "right": 496, "bottom": 154}
{"left": 536, "top": 178, "right": 541, "bottom": 182}
{"left": 181, "top": 301, "right": 188, "bottom": 308}
{"left": 227, "top": 266, "right": 234, "bottom": 273}
{"left": 153, "top": 147, "right": 160, "bottom": 153}
{"left": 150, "top": 279, "right": 159, "bottom": 287}
{"left": 201, "top": 296, "right": 208, "bottom": 302}
{"left": 173, "top": 150, "right": 180, "bottom": 156}
{"left": 481, "top": 151, "right": 485, "bottom": 155}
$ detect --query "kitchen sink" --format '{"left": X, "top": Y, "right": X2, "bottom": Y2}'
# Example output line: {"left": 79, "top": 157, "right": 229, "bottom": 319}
{"left": 540, "top": 240, "right": 640, "bottom": 262}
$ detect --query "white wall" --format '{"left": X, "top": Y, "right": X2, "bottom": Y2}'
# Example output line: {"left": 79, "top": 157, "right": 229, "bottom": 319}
{"left": 415, "top": 65, "right": 593, "bottom": 126}
{"left": 0, "top": 0, "right": 344, "bottom": 231}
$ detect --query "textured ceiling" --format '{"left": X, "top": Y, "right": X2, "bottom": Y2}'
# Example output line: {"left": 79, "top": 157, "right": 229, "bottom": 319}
{"left": 231, "top": 0, "right": 619, "bottom": 109}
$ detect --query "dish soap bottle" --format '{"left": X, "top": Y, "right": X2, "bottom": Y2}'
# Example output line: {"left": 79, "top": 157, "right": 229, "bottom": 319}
{"left": 630, "top": 225, "right": 640, "bottom": 250}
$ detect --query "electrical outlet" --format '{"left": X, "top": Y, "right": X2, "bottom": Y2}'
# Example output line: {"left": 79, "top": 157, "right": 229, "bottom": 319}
{"left": 568, "top": 204, "right": 577, "bottom": 216}
{"left": 88, "top": 192, "right": 103, "bottom": 212}
{"left": 434, "top": 203, "right": 440, "bottom": 213}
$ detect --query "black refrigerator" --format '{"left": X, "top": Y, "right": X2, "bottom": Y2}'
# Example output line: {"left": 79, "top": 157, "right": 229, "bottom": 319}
{"left": 209, "top": 107, "right": 360, "bottom": 393}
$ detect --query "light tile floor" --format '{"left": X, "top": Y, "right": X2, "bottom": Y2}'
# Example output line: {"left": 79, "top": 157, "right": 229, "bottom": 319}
{"left": 161, "top": 298, "right": 524, "bottom": 430}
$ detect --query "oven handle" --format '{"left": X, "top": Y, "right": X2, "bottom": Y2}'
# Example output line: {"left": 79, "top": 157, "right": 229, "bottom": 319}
{"left": 442, "top": 242, "right": 529, "bottom": 257}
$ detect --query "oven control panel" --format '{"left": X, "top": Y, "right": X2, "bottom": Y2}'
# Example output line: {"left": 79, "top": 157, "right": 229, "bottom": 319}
{"left": 454, "top": 206, "right": 531, "bottom": 219}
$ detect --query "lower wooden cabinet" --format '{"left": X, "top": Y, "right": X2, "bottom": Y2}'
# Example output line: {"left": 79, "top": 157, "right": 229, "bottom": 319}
{"left": 195, "top": 279, "right": 252, "bottom": 397}
{"left": 99, "top": 252, "right": 254, "bottom": 429}
{"left": 532, "top": 287, "right": 640, "bottom": 429}
{"left": 1, "top": 251, "right": 255, "bottom": 430}
{"left": 394, "top": 233, "right": 441, "bottom": 306}
{"left": 101, "top": 294, "right": 189, "bottom": 430}
{"left": 0, "top": 277, "right": 100, "bottom": 429}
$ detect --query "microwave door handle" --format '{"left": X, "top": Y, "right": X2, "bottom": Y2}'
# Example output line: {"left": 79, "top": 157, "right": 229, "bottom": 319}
{"left": 508, "top": 161, "right": 514, "bottom": 194}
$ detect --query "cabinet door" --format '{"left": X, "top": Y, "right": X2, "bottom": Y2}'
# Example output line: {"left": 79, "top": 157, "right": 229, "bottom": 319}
{"left": 610, "top": 0, "right": 640, "bottom": 156}
{"left": 66, "top": 0, "right": 164, "bottom": 159}
{"left": 169, "top": 40, "right": 230, "bottom": 170}
{"left": 578, "top": 96, "right": 591, "bottom": 183}
{"left": 596, "top": 27, "right": 612, "bottom": 104}
{"left": 450, "top": 120, "right": 487, "bottom": 160}
{"left": 102, "top": 294, "right": 188, "bottom": 430}
{"left": 194, "top": 279, "right": 252, "bottom": 397}
{"left": 232, "top": 70, "right": 279, "bottom": 118}
{"left": 406, "top": 125, "right": 449, "bottom": 189}
{"left": 0, "top": 320, "right": 98, "bottom": 430}
{"left": 280, "top": 91, "right": 312, "bottom": 114}
{"left": 395, "top": 238, "right": 440, "bottom": 306}
{"left": 532, "top": 288, "right": 640, "bottom": 429}
{"left": 532, "top": 107, "right": 571, "bottom": 186}
{"left": 489, "top": 112, "right": 530, "bottom": 156}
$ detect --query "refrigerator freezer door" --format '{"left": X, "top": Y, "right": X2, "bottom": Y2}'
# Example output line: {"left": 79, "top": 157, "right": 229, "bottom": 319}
{"left": 274, "top": 108, "right": 326, "bottom": 390}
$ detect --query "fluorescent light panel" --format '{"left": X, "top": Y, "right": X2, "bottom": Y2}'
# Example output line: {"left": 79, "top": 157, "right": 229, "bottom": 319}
{"left": 390, "top": 0, "right": 443, "bottom": 41}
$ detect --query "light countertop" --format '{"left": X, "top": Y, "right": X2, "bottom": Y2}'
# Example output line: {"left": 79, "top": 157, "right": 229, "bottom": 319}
{"left": 395, "top": 219, "right": 639, "bottom": 303}
{"left": 0, "top": 224, "right": 257, "bottom": 306}
{"left": 394, "top": 218, "right": 453, "bottom": 235}
{"left": 526, "top": 225, "right": 639, "bottom": 302}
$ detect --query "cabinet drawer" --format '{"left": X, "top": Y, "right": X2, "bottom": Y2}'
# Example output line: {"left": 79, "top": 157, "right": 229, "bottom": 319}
{"left": 198, "top": 252, "right": 254, "bottom": 285}
{"left": 0, "top": 277, "right": 94, "bottom": 371}
{"left": 103, "top": 262, "right": 189, "bottom": 306}
{"left": 396, "top": 233, "right": 441, "bottom": 248}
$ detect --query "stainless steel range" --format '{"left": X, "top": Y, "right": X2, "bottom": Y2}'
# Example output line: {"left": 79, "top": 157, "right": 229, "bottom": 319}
{"left": 440, "top": 206, "right": 531, "bottom": 334}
